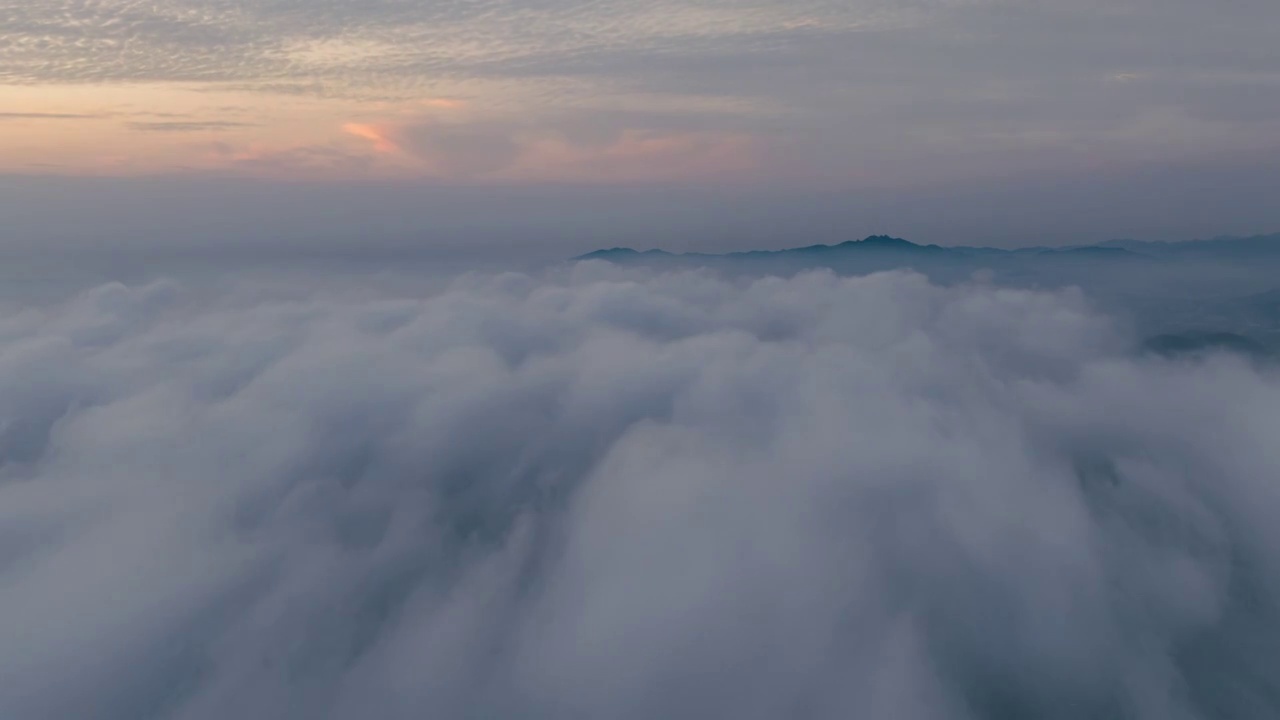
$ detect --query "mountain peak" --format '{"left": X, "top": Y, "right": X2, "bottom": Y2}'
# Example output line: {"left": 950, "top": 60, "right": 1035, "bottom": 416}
{"left": 574, "top": 247, "right": 675, "bottom": 261}
{"left": 860, "top": 235, "right": 914, "bottom": 246}
{"left": 575, "top": 247, "right": 637, "bottom": 259}
{"left": 834, "top": 235, "right": 915, "bottom": 248}
{"left": 573, "top": 232, "right": 1279, "bottom": 264}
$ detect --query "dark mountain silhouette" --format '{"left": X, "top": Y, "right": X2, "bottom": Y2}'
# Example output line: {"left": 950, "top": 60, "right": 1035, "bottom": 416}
{"left": 575, "top": 232, "right": 1280, "bottom": 357}
{"left": 576, "top": 233, "right": 1280, "bottom": 265}
{"left": 1094, "top": 234, "right": 1280, "bottom": 262}
{"left": 574, "top": 234, "right": 1162, "bottom": 286}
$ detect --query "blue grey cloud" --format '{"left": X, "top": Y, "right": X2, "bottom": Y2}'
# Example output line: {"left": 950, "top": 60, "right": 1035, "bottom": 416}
{"left": 1, "top": 266, "right": 1279, "bottom": 718}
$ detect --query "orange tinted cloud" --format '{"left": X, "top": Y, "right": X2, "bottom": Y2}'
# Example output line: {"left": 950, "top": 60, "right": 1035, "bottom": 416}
{"left": 349, "top": 115, "right": 766, "bottom": 183}
{"left": 504, "top": 129, "right": 765, "bottom": 183}
{"left": 201, "top": 139, "right": 384, "bottom": 179}
{"left": 342, "top": 122, "right": 397, "bottom": 153}
{"left": 421, "top": 98, "right": 468, "bottom": 110}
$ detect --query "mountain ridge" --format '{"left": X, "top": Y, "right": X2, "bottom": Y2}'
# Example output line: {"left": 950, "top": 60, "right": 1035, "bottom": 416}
{"left": 575, "top": 232, "right": 1280, "bottom": 262}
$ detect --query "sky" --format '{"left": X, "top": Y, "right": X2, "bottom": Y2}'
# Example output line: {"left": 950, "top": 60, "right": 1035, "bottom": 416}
{"left": 5, "top": 5, "right": 1280, "bottom": 714}
{"left": 3, "top": 0, "right": 1280, "bottom": 250}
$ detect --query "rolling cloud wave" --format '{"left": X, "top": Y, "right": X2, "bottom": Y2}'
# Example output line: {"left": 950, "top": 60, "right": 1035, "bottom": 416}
{"left": 2, "top": 265, "right": 1278, "bottom": 718}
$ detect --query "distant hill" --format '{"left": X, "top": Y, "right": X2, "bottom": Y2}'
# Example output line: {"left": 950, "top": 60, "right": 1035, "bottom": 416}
{"left": 575, "top": 232, "right": 1280, "bottom": 264}
{"left": 1092, "top": 234, "right": 1280, "bottom": 258}
{"left": 574, "top": 232, "right": 1280, "bottom": 355}
{"left": 572, "top": 234, "right": 1159, "bottom": 283}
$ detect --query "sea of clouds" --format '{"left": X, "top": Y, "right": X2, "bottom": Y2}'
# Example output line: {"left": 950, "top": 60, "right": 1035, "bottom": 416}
{"left": 1, "top": 263, "right": 1278, "bottom": 719}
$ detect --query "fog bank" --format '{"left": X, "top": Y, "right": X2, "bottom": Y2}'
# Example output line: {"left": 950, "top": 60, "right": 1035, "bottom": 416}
{"left": 2, "top": 265, "right": 1279, "bottom": 719}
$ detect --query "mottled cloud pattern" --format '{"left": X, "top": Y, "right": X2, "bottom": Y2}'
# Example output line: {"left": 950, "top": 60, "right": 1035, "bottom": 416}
{"left": 2, "top": 265, "right": 1279, "bottom": 718}
{"left": 4, "top": 0, "right": 1280, "bottom": 184}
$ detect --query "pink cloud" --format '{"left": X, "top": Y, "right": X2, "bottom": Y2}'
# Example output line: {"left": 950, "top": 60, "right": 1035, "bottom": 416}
{"left": 341, "top": 123, "right": 398, "bottom": 153}
{"left": 203, "top": 139, "right": 379, "bottom": 178}
{"left": 345, "top": 113, "right": 767, "bottom": 184}
{"left": 502, "top": 129, "right": 765, "bottom": 183}
{"left": 420, "top": 98, "right": 469, "bottom": 110}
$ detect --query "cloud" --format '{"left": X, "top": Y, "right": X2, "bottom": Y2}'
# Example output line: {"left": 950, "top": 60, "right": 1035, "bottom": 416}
{"left": 420, "top": 98, "right": 469, "bottom": 110}
{"left": 1, "top": 265, "right": 1279, "bottom": 719}
{"left": 340, "top": 123, "right": 398, "bottom": 153}
{"left": 0, "top": 112, "right": 106, "bottom": 120}
{"left": 203, "top": 140, "right": 379, "bottom": 177}
{"left": 383, "top": 118, "right": 527, "bottom": 178}
{"left": 343, "top": 114, "right": 767, "bottom": 182}
{"left": 4, "top": 0, "right": 1280, "bottom": 187}
{"left": 126, "top": 121, "right": 259, "bottom": 132}
{"left": 499, "top": 128, "right": 765, "bottom": 183}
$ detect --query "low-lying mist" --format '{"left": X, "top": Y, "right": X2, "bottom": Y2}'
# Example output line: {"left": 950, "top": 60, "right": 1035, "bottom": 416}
{"left": 2, "top": 263, "right": 1279, "bottom": 719}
